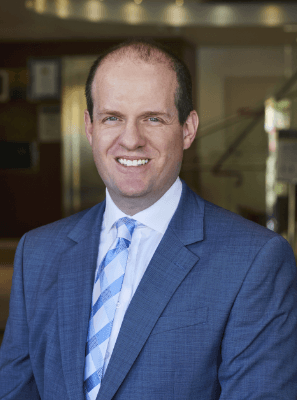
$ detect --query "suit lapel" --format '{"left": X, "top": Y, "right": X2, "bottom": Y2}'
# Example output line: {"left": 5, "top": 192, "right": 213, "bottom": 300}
{"left": 58, "top": 201, "right": 105, "bottom": 400}
{"left": 98, "top": 182, "right": 205, "bottom": 400}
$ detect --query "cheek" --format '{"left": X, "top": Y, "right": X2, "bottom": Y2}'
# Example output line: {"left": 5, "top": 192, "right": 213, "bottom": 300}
{"left": 163, "top": 135, "right": 184, "bottom": 160}
{"left": 92, "top": 134, "right": 112, "bottom": 157}
{"left": 91, "top": 142, "right": 107, "bottom": 171}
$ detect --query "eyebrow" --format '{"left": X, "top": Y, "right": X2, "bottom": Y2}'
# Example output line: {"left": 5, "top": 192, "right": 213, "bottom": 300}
{"left": 140, "top": 111, "right": 171, "bottom": 118}
{"left": 97, "top": 110, "right": 125, "bottom": 118}
{"left": 97, "top": 110, "right": 171, "bottom": 118}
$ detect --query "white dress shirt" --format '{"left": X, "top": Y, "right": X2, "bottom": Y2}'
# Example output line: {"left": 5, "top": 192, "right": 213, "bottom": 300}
{"left": 96, "top": 177, "right": 183, "bottom": 372}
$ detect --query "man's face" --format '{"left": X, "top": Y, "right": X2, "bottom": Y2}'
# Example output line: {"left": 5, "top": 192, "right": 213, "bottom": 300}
{"left": 85, "top": 55, "right": 198, "bottom": 210}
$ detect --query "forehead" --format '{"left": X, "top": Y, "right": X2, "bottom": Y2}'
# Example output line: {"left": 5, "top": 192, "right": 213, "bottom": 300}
{"left": 98, "top": 48, "right": 175, "bottom": 75}
{"left": 92, "top": 54, "right": 178, "bottom": 105}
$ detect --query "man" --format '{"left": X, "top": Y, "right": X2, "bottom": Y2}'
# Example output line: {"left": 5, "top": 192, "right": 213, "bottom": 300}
{"left": 0, "top": 39, "right": 297, "bottom": 400}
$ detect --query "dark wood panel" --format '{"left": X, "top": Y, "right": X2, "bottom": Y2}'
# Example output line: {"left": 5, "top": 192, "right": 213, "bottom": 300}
{"left": 0, "top": 100, "right": 37, "bottom": 141}
{"left": 0, "top": 144, "right": 61, "bottom": 237}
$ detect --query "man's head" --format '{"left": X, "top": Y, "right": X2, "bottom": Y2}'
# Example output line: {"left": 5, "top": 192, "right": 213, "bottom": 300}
{"left": 84, "top": 39, "right": 199, "bottom": 215}
{"left": 85, "top": 39, "right": 194, "bottom": 127}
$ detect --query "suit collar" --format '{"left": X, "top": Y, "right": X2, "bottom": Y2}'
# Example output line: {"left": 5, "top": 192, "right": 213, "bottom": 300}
{"left": 66, "top": 179, "right": 203, "bottom": 246}
{"left": 67, "top": 199, "right": 106, "bottom": 243}
{"left": 168, "top": 179, "right": 204, "bottom": 245}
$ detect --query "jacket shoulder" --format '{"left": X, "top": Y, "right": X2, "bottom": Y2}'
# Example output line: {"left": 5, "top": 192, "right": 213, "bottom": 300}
{"left": 21, "top": 200, "right": 105, "bottom": 254}
{"left": 202, "top": 197, "right": 279, "bottom": 245}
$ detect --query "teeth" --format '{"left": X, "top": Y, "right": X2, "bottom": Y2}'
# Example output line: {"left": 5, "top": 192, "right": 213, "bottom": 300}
{"left": 118, "top": 158, "right": 149, "bottom": 166}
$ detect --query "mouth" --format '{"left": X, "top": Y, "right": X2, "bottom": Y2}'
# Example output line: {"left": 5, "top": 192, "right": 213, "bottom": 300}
{"left": 116, "top": 158, "right": 150, "bottom": 167}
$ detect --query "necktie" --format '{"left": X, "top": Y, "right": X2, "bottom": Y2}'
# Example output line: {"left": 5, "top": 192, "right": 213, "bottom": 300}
{"left": 84, "top": 217, "right": 138, "bottom": 400}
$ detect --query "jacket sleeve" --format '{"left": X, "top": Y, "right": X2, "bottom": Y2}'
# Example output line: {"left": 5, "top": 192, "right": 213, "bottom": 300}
{"left": 218, "top": 235, "right": 297, "bottom": 399}
{"left": 0, "top": 234, "right": 40, "bottom": 399}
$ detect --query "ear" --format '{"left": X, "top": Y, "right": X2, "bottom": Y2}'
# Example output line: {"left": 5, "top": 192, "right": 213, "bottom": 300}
{"left": 183, "top": 110, "right": 199, "bottom": 150}
{"left": 84, "top": 110, "right": 93, "bottom": 146}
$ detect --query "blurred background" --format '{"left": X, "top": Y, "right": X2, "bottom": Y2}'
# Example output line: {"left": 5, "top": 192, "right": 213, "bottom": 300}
{"left": 1, "top": 0, "right": 297, "bottom": 342}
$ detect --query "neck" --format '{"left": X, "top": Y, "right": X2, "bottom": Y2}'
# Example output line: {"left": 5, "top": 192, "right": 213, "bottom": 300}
{"left": 108, "top": 185, "right": 174, "bottom": 216}
{"left": 110, "top": 195, "right": 161, "bottom": 216}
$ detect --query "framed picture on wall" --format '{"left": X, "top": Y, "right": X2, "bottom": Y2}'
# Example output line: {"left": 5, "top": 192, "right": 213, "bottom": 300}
{"left": 38, "top": 105, "right": 61, "bottom": 142}
{"left": 27, "top": 58, "right": 61, "bottom": 100}
{"left": 0, "top": 70, "right": 9, "bottom": 102}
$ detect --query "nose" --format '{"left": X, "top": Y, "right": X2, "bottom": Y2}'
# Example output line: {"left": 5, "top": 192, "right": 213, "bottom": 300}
{"left": 118, "top": 120, "right": 146, "bottom": 150}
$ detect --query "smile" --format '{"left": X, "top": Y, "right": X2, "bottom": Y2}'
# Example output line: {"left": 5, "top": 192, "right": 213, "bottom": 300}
{"left": 117, "top": 158, "right": 149, "bottom": 166}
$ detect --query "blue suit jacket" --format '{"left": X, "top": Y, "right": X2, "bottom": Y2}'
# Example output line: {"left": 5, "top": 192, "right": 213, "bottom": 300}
{"left": 1, "top": 181, "right": 297, "bottom": 399}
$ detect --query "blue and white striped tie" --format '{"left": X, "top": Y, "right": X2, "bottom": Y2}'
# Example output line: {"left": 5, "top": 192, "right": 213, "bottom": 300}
{"left": 84, "top": 217, "right": 138, "bottom": 400}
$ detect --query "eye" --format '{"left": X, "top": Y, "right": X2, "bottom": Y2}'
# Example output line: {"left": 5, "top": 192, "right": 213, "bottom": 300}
{"left": 102, "top": 116, "right": 121, "bottom": 125}
{"left": 148, "top": 117, "right": 161, "bottom": 123}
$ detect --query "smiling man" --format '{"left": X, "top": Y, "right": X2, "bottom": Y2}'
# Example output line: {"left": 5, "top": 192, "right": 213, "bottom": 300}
{"left": 1, "top": 39, "right": 297, "bottom": 400}
{"left": 84, "top": 45, "right": 197, "bottom": 215}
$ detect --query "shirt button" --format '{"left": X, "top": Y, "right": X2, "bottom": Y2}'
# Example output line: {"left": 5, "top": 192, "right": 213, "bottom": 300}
{"left": 116, "top": 301, "right": 121, "bottom": 308}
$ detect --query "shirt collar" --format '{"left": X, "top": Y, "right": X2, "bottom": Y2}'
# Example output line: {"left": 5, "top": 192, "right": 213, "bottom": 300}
{"left": 104, "top": 177, "right": 182, "bottom": 234}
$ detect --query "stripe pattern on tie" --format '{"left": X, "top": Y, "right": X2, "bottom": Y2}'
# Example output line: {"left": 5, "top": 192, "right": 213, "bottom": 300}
{"left": 84, "top": 217, "right": 138, "bottom": 400}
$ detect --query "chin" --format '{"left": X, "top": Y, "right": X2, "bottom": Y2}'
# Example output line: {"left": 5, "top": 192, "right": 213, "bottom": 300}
{"left": 116, "top": 183, "right": 152, "bottom": 199}
{"left": 120, "top": 188, "right": 149, "bottom": 199}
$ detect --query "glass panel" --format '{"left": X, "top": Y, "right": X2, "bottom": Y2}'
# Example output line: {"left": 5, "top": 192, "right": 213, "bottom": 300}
{"left": 62, "top": 56, "right": 106, "bottom": 216}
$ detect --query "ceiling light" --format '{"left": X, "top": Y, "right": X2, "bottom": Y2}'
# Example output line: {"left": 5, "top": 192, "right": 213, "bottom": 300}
{"left": 84, "top": 0, "right": 106, "bottom": 22}
{"left": 122, "top": 2, "right": 146, "bottom": 25}
{"left": 36, "top": 0, "right": 46, "bottom": 13}
{"left": 55, "top": 0, "right": 70, "bottom": 18}
{"left": 209, "top": 6, "right": 235, "bottom": 26}
{"left": 163, "top": 3, "right": 188, "bottom": 26}
{"left": 260, "top": 5, "right": 284, "bottom": 27}
{"left": 25, "top": 1, "right": 296, "bottom": 28}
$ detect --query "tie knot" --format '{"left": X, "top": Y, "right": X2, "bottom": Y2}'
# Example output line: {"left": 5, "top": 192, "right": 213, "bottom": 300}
{"left": 115, "top": 217, "right": 138, "bottom": 241}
